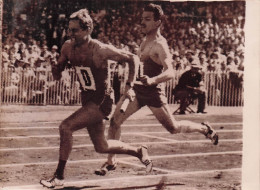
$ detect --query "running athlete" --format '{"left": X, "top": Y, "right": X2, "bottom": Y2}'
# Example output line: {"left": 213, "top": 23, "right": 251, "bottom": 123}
{"left": 95, "top": 3, "right": 218, "bottom": 176}
{"left": 40, "top": 9, "right": 152, "bottom": 188}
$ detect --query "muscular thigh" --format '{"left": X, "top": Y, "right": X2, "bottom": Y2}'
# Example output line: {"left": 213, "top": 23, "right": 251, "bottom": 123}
{"left": 63, "top": 101, "right": 104, "bottom": 132}
{"left": 149, "top": 104, "right": 177, "bottom": 130}
{"left": 112, "top": 95, "right": 141, "bottom": 125}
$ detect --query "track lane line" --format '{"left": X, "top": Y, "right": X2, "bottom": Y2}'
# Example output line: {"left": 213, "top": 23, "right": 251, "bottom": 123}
{"left": 0, "top": 139, "right": 242, "bottom": 151}
{"left": 1, "top": 167, "right": 241, "bottom": 190}
{"left": 0, "top": 150, "right": 242, "bottom": 167}
{"left": 0, "top": 129, "right": 243, "bottom": 140}
{"left": 0, "top": 122, "right": 242, "bottom": 130}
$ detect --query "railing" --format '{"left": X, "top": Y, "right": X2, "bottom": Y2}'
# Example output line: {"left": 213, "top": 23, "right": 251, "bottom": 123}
{"left": 0, "top": 68, "right": 244, "bottom": 106}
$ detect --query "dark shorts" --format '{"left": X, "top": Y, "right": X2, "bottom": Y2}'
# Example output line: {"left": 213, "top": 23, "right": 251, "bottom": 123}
{"left": 81, "top": 91, "right": 113, "bottom": 117}
{"left": 134, "top": 85, "right": 167, "bottom": 108}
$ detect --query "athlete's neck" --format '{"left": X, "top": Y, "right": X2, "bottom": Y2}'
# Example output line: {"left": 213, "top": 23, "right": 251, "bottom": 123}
{"left": 74, "top": 35, "right": 91, "bottom": 47}
{"left": 145, "top": 28, "right": 161, "bottom": 41}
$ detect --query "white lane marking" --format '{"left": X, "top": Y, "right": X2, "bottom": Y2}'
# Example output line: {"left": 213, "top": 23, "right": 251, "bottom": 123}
{"left": 134, "top": 133, "right": 179, "bottom": 142}
{"left": 0, "top": 150, "right": 242, "bottom": 168}
{"left": 1, "top": 167, "right": 241, "bottom": 190}
{"left": 119, "top": 160, "right": 174, "bottom": 173}
{"left": 0, "top": 122, "right": 242, "bottom": 130}
{"left": 0, "top": 129, "right": 242, "bottom": 140}
{"left": 0, "top": 139, "right": 242, "bottom": 151}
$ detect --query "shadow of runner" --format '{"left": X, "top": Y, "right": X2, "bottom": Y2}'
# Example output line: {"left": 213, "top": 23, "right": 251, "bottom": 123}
{"left": 93, "top": 183, "right": 185, "bottom": 190}
{"left": 57, "top": 182, "right": 185, "bottom": 190}
{"left": 56, "top": 185, "right": 100, "bottom": 190}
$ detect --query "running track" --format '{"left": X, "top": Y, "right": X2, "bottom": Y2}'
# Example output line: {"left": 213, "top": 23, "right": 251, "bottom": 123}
{"left": 0, "top": 106, "right": 243, "bottom": 190}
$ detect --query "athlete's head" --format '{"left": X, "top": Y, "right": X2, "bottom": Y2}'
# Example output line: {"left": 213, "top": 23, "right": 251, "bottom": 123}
{"left": 141, "top": 3, "right": 164, "bottom": 34}
{"left": 69, "top": 9, "right": 93, "bottom": 42}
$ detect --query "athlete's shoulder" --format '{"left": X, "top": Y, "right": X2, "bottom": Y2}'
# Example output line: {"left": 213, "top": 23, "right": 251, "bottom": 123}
{"left": 61, "top": 40, "right": 73, "bottom": 49}
{"left": 60, "top": 40, "right": 72, "bottom": 54}
{"left": 154, "top": 35, "right": 169, "bottom": 48}
{"left": 152, "top": 35, "right": 171, "bottom": 57}
{"left": 91, "top": 39, "right": 126, "bottom": 56}
{"left": 91, "top": 39, "right": 113, "bottom": 50}
{"left": 63, "top": 39, "right": 73, "bottom": 46}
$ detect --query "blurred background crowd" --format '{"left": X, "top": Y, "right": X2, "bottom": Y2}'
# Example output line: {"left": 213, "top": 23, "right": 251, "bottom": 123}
{"left": 2, "top": 0, "right": 245, "bottom": 85}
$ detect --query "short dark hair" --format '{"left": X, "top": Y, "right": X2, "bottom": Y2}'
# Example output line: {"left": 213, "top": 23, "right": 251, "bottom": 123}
{"left": 70, "top": 9, "right": 93, "bottom": 32}
{"left": 144, "top": 3, "right": 164, "bottom": 21}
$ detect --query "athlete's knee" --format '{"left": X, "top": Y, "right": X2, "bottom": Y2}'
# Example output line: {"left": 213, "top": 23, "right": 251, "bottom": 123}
{"left": 59, "top": 120, "right": 73, "bottom": 135}
{"left": 161, "top": 122, "right": 178, "bottom": 134}
{"left": 172, "top": 120, "right": 193, "bottom": 133}
{"left": 110, "top": 117, "right": 122, "bottom": 130}
{"left": 163, "top": 120, "right": 189, "bottom": 134}
{"left": 94, "top": 142, "right": 109, "bottom": 153}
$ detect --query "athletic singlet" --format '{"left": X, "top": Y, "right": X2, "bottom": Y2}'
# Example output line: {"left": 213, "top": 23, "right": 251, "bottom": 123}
{"left": 66, "top": 39, "right": 109, "bottom": 105}
{"left": 134, "top": 57, "right": 165, "bottom": 95}
{"left": 134, "top": 38, "right": 165, "bottom": 96}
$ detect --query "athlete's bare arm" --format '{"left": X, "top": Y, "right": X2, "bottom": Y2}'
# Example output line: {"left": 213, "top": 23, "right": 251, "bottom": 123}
{"left": 140, "top": 40, "right": 174, "bottom": 86}
{"left": 99, "top": 44, "right": 139, "bottom": 84}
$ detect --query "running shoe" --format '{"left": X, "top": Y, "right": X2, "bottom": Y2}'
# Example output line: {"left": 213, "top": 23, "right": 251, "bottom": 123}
{"left": 94, "top": 162, "right": 117, "bottom": 176}
{"left": 40, "top": 175, "right": 64, "bottom": 188}
{"left": 202, "top": 122, "right": 219, "bottom": 145}
{"left": 139, "top": 145, "right": 153, "bottom": 173}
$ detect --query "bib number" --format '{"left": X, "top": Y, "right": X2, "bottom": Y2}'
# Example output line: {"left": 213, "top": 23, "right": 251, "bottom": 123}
{"left": 135, "top": 63, "right": 144, "bottom": 85}
{"left": 75, "top": 66, "right": 96, "bottom": 91}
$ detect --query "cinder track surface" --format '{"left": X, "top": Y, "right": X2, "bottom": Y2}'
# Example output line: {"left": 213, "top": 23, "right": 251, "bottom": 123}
{"left": 0, "top": 105, "right": 242, "bottom": 190}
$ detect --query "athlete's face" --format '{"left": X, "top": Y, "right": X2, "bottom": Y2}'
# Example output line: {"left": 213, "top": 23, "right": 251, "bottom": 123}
{"left": 141, "top": 11, "right": 160, "bottom": 34}
{"left": 68, "top": 20, "right": 88, "bottom": 43}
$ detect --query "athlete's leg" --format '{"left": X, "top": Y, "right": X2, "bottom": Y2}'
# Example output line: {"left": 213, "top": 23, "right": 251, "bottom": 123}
{"left": 95, "top": 96, "right": 143, "bottom": 175}
{"left": 107, "top": 96, "right": 142, "bottom": 164}
{"left": 149, "top": 103, "right": 208, "bottom": 134}
{"left": 86, "top": 101, "right": 152, "bottom": 172}
{"left": 41, "top": 101, "right": 151, "bottom": 187}
{"left": 149, "top": 104, "right": 218, "bottom": 144}
{"left": 59, "top": 104, "right": 103, "bottom": 161}
{"left": 41, "top": 103, "right": 105, "bottom": 187}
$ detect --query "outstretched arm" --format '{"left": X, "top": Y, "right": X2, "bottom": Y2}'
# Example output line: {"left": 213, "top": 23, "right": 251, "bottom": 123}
{"left": 100, "top": 44, "right": 139, "bottom": 85}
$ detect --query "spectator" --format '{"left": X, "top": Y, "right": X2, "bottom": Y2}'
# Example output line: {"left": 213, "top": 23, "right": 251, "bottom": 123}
{"left": 50, "top": 45, "right": 60, "bottom": 64}
{"left": 173, "top": 62, "right": 206, "bottom": 114}
{"left": 207, "top": 52, "right": 221, "bottom": 72}
{"left": 27, "top": 45, "right": 40, "bottom": 68}
{"left": 198, "top": 52, "right": 208, "bottom": 74}
{"left": 2, "top": 45, "right": 10, "bottom": 68}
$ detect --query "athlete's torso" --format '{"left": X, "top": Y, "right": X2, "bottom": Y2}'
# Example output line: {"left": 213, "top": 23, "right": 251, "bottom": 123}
{"left": 64, "top": 39, "right": 110, "bottom": 104}
{"left": 135, "top": 35, "right": 168, "bottom": 95}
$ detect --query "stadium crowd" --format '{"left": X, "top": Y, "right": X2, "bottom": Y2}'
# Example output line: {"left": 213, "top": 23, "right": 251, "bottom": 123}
{"left": 2, "top": 0, "right": 245, "bottom": 96}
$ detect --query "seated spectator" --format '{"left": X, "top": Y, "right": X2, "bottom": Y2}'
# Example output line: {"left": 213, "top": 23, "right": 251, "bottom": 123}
{"left": 198, "top": 52, "right": 208, "bottom": 73}
{"left": 40, "top": 45, "right": 52, "bottom": 60}
{"left": 173, "top": 55, "right": 184, "bottom": 71}
{"left": 27, "top": 45, "right": 40, "bottom": 68}
{"left": 17, "top": 43, "right": 29, "bottom": 62}
{"left": 207, "top": 52, "right": 221, "bottom": 72}
{"left": 50, "top": 45, "right": 60, "bottom": 62}
{"left": 173, "top": 63, "right": 206, "bottom": 114}
{"left": 226, "top": 53, "right": 243, "bottom": 88}
{"left": 226, "top": 54, "right": 237, "bottom": 72}
{"left": 8, "top": 46, "right": 20, "bottom": 67}
{"left": 38, "top": 45, "right": 52, "bottom": 68}
{"left": 2, "top": 45, "right": 10, "bottom": 68}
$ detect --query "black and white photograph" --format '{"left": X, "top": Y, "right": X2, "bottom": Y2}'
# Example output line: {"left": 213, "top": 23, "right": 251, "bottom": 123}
{"left": 0, "top": 0, "right": 259, "bottom": 189}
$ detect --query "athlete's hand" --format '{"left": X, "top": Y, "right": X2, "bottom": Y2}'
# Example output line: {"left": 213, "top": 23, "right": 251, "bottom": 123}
{"left": 140, "top": 75, "right": 155, "bottom": 86}
{"left": 124, "top": 85, "right": 135, "bottom": 101}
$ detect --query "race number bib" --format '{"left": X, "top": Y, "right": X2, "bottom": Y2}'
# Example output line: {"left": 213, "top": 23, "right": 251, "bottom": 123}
{"left": 135, "top": 62, "right": 144, "bottom": 85}
{"left": 75, "top": 66, "right": 96, "bottom": 91}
